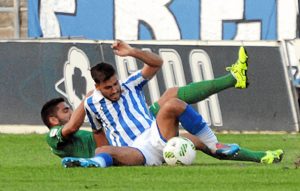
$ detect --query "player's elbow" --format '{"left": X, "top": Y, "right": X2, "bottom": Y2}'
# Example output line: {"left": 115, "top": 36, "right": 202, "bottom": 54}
{"left": 152, "top": 58, "right": 163, "bottom": 72}
{"left": 157, "top": 57, "right": 163, "bottom": 67}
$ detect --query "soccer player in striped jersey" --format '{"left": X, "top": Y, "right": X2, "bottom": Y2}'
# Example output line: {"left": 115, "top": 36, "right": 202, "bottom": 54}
{"left": 61, "top": 40, "right": 282, "bottom": 167}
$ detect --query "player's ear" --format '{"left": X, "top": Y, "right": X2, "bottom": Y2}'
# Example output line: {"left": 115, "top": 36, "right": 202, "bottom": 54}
{"left": 95, "top": 83, "right": 101, "bottom": 90}
{"left": 49, "top": 116, "right": 59, "bottom": 126}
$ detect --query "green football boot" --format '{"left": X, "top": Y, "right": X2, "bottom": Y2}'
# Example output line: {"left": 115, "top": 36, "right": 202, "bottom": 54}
{"left": 226, "top": 46, "right": 248, "bottom": 89}
{"left": 260, "top": 149, "right": 284, "bottom": 164}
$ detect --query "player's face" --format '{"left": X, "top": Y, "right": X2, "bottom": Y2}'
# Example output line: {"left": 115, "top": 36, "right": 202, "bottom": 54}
{"left": 96, "top": 74, "right": 121, "bottom": 102}
{"left": 55, "top": 102, "right": 73, "bottom": 125}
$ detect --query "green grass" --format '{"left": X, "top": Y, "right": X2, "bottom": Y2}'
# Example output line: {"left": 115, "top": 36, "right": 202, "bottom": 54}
{"left": 0, "top": 134, "right": 300, "bottom": 191}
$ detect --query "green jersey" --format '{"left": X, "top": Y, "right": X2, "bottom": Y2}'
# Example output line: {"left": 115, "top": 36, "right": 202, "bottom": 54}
{"left": 46, "top": 126, "right": 96, "bottom": 158}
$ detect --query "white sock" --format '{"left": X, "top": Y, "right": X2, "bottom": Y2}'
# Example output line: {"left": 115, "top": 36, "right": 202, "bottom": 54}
{"left": 195, "top": 125, "right": 218, "bottom": 152}
{"left": 90, "top": 156, "right": 106, "bottom": 167}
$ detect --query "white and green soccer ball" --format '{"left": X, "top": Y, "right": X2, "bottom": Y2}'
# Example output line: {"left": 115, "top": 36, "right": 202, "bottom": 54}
{"left": 163, "top": 136, "right": 196, "bottom": 165}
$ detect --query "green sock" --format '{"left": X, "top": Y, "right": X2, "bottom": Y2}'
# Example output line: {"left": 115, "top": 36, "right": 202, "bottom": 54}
{"left": 225, "top": 147, "right": 266, "bottom": 163}
{"left": 177, "top": 73, "right": 236, "bottom": 104}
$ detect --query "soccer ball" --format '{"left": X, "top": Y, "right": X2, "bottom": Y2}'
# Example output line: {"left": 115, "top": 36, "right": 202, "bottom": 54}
{"left": 163, "top": 136, "right": 196, "bottom": 165}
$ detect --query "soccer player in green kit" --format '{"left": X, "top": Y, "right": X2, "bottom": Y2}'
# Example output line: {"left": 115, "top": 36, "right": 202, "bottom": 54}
{"left": 41, "top": 91, "right": 103, "bottom": 158}
{"left": 41, "top": 46, "right": 283, "bottom": 166}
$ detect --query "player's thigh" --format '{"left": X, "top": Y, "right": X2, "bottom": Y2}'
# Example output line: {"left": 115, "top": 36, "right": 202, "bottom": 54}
{"left": 156, "top": 98, "right": 186, "bottom": 140}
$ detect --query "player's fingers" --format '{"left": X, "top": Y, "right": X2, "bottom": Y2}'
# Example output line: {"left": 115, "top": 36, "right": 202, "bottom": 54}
{"left": 112, "top": 39, "right": 121, "bottom": 49}
{"left": 113, "top": 50, "right": 119, "bottom": 55}
{"left": 111, "top": 42, "right": 117, "bottom": 49}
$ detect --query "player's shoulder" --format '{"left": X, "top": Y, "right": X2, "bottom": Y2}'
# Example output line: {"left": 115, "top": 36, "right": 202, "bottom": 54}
{"left": 46, "top": 126, "right": 66, "bottom": 148}
{"left": 124, "top": 70, "right": 147, "bottom": 86}
{"left": 125, "top": 70, "right": 143, "bottom": 81}
{"left": 85, "top": 90, "right": 104, "bottom": 107}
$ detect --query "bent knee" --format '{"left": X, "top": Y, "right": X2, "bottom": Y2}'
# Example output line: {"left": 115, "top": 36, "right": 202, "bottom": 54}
{"left": 161, "top": 98, "right": 186, "bottom": 113}
{"left": 158, "top": 87, "right": 178, "bottom": 106}
{"left": 162, "top": 87, "right": 178, "bottom": 98}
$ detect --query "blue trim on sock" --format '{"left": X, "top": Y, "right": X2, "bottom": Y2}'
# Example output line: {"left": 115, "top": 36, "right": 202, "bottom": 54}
{"left": 178, "top": 105, "right": 208, "bottom": 135}
{"left": 95, "top": 153, "right": 113, "bottom": 167}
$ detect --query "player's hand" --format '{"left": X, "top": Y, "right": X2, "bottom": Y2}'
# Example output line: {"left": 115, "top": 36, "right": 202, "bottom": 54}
{"left": 111, "top": 40, "right": 134, "bottom": 57}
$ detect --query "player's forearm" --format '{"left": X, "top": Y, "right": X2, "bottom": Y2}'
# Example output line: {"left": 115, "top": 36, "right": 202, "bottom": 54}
{"left": 61, "top": 100, "right": 85, "bottom": 138}
{"left": 68, "top": 90, "right": 93, "bottom": 130}
{"left": 69, "top": 101, "right": 86, "bottom": 128}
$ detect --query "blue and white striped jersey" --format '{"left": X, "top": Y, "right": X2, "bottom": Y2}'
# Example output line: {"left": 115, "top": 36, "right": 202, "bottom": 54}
{"left": 84, "top": 70, "right": 154, "bottom": 147}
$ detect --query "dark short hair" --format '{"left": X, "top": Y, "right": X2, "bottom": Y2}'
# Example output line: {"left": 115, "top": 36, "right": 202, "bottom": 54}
{"left": 91, "top": 62, "right": 116, "bottom": 84}
{"left": 41, "top": 98, "right": 65, "bottom": 129}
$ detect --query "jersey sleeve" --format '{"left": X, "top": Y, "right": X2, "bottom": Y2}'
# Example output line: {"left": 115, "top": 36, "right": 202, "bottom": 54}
{"left": 124, "top": 70, "right": 148, "bottom": 90}
{"left": 84, "top": 98, "right": 103, "bottom": 131}
{"left": 46, "top": 126, "right": 66, "bottom": 149}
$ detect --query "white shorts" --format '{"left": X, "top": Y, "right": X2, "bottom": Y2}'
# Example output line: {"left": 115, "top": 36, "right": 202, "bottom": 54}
{"left": 131, "top": 121, "right": 167, "bottom": 166}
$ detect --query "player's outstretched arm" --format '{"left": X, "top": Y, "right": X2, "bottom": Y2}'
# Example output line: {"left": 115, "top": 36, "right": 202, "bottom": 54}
{"left": 112, "top": 39, "right": 163, "bottom": 80}
{"left": 61, "top": 91, "right": 93, "bottom": 138}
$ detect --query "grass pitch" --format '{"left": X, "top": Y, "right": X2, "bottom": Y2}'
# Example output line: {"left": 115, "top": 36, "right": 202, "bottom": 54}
{"left": 0, "top": 133, "right": 300, "bottom": 191}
